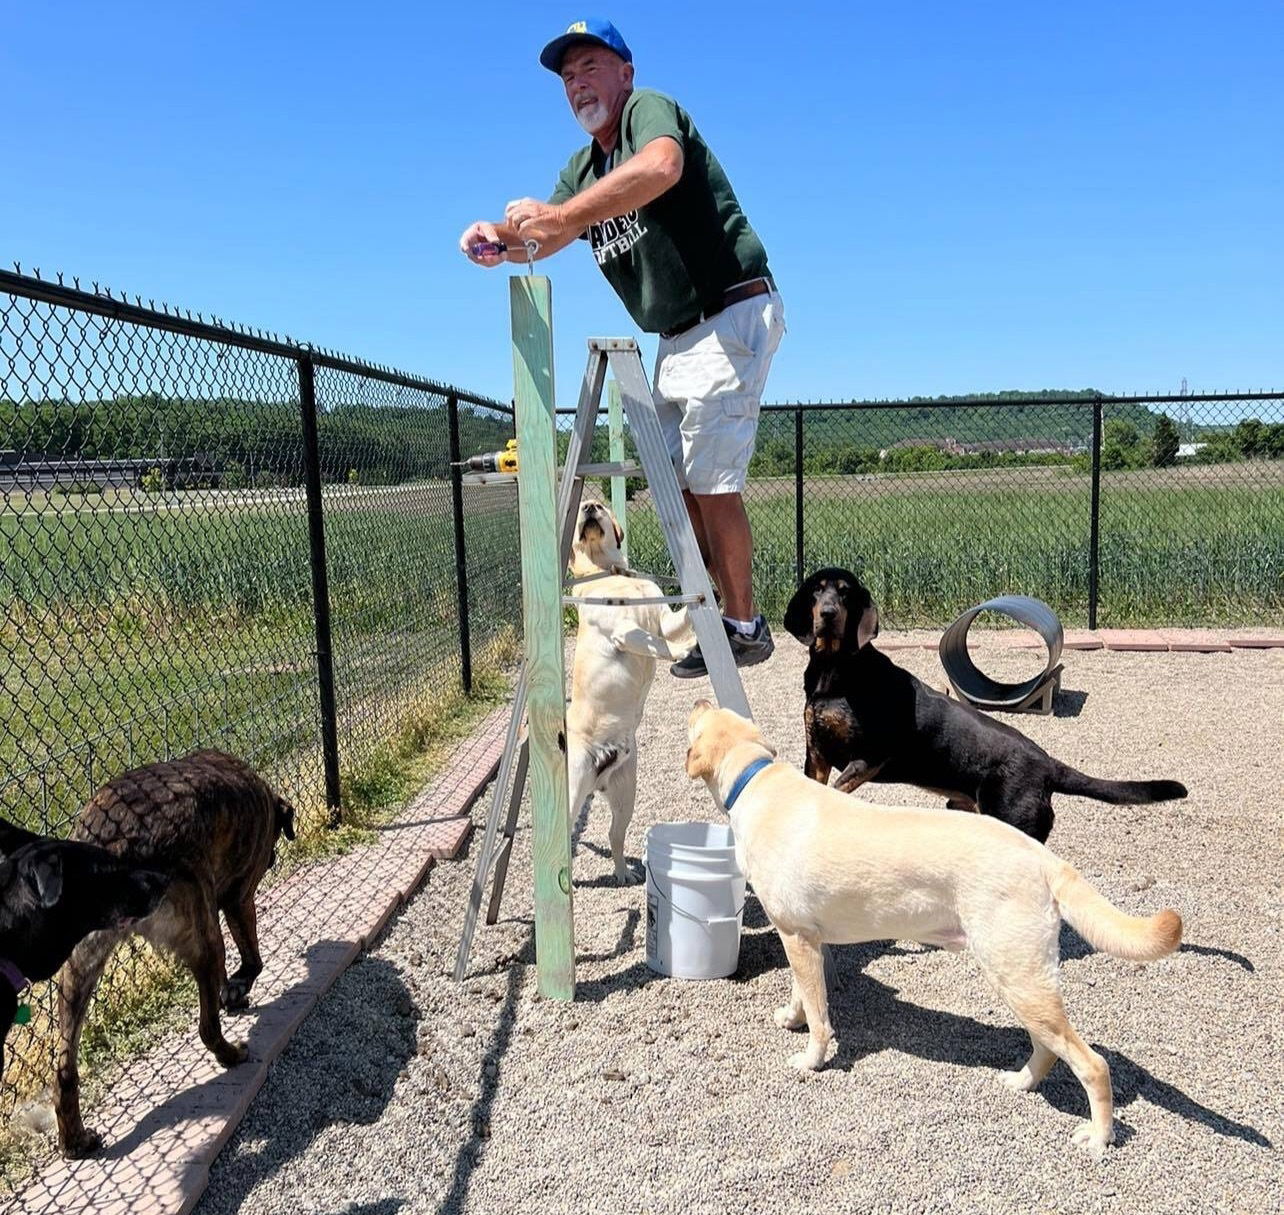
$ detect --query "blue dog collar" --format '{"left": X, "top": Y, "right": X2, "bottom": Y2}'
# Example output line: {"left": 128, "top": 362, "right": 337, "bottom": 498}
{"left": 724, "top": 757, "right": 774, "bottom": 812}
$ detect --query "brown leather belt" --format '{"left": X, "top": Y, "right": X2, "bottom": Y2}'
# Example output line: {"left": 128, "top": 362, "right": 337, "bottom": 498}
{"left": 660, "top": 276, "right": 776, "bottom": 340}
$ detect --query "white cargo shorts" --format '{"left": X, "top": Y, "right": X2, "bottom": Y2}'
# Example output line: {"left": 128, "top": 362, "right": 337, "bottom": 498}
{"left": 653, "top": 286, "right": 785, "bottom": 495}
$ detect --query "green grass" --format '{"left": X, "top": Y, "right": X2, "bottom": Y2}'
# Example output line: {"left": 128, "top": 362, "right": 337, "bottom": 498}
{"left": 624, "top": 467, "right": 1284, "bottom": 626}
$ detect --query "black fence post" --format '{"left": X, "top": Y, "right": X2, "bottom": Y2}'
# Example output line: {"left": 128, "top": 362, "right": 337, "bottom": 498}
{"left": 298, "top": 353, "right": 343, "bottom": 826}
{"left": 446, "top": 391, "right": 473, "bottom": 694}
{"left": 1088, "top": 397, "right": 1103, "bottom": 629}
{"left": 794, "top": 407, "right": 805, "bottom": 588}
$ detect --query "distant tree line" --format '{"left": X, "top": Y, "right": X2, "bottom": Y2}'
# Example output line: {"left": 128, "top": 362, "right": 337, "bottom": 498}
{"left": 3, "top": 392, "right": 1279, "bottom": 491}
{"left": 0, "top": 395, "right": 513, "bottom": 488}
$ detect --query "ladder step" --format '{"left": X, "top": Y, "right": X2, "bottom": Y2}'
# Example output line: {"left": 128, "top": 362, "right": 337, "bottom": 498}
{"left": 568, "top": 461, "right": 643, "bottom": 477}
{"left": 461, "top": 471, "right": 517, "bottom": 486}
{"left": 564, "top": 592, "right": 705, "bottom": 607}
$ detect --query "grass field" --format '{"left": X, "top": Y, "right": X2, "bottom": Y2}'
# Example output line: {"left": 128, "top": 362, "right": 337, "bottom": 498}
{"left": 0, "top": 481, "right": 521, "bottom": 837}
{"left": 625, "top": 464, "right": 1284, "bottom": 626}
{"left": 2, "top": 463, "right": 1278, "bottom": 833}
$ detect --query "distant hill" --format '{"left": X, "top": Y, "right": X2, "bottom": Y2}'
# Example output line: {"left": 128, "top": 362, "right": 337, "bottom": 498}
{"left": 755, "top": 390, "right": 1162, "bottom": 453}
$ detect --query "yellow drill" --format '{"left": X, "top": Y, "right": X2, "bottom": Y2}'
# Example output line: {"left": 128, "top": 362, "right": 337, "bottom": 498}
{"left": 463, "top": 439, "right": 519, "bottom": 474}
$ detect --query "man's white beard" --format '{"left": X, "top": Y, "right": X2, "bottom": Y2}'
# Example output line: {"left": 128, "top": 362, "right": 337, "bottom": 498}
{"left": 574, "top": 99, "right": 610, "bottom": 136}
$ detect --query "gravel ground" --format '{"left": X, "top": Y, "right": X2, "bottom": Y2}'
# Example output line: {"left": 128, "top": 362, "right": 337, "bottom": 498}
{"left": 198, "top": 637, "right": 1282, "bottom": 1215}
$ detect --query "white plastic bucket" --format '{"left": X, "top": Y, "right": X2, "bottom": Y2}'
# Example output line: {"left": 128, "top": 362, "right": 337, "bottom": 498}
{"left": 645, "top": 821, "right": 746, "bottom": 979}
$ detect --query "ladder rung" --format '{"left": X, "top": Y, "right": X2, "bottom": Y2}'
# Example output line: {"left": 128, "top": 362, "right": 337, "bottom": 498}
{"left": 563, "top": 593, "right": 705, "bottom": 607}
{"left": 569, "top": 461, "right": 643, "bottom": 477}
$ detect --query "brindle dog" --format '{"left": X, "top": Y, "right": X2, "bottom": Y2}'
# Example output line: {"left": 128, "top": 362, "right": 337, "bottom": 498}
{"left": 0, "top": 821, "right": 168, "bottom": 1079}
{"left": 785, "top": 568, "right": 1187, "bottom": 842}
{"left": 55, "top": 750, "right": 295, "bottom": 1158}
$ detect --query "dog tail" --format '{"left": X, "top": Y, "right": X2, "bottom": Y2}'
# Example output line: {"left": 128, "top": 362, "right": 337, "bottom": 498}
{"left": 1047, "top": 860, "right": 1182, "bottom": 962}
{"left": 1051, "top": 762, "right": 1187, "bottom": 806}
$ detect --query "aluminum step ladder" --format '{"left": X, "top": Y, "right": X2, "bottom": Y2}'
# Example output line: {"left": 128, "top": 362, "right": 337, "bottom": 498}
{"left": 453, "top": 338, "right": 750, "bottom": 980}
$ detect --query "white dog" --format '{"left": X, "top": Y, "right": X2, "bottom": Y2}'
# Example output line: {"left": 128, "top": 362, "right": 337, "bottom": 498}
{"left": 566, "top": 501, "right": 695, "bottom": 884}
{"left": 685, "top": 700, "right": 1183, "bottom": 1156}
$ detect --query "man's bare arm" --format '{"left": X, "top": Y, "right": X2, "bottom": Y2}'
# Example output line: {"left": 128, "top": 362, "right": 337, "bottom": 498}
{"left": 504, "top": 136, "right": 684, "bottom": 246}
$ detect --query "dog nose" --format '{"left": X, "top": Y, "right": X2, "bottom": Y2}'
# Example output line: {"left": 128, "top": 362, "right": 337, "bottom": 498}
{"left": 819, "top": 605, "right": 838, "bottom": 619}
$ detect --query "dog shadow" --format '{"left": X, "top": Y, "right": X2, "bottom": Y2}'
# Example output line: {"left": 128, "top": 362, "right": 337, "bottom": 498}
{"left": 1060, "top": 925, "right": 1254, "bottom": 972}
{"left": 98, "top": 945, "right": 418, "bottom": 1214}
{"left": 816, "top": 962, "right": 1269, "bottom": 1148}
{"left": 1178, "top": 941, "right": 1254, "bottom": 971}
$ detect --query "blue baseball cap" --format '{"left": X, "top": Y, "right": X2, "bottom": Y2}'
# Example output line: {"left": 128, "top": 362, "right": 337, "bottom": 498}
{"left": 539, "top": 18, "right": 632, "bottom": 73}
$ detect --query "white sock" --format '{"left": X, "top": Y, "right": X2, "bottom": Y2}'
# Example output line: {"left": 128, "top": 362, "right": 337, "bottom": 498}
{"left": 724, "top": 615, "right": 758, "bottom": 636}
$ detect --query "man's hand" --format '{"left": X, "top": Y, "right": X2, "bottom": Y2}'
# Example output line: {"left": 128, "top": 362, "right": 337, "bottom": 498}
{"left": 459, "top": 221, "right": 507, "bottom": 267}
{"left": 505, "top": 198, "right": 572, "bottom": 247}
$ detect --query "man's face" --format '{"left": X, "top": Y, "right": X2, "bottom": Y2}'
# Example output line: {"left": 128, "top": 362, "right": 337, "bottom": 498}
{"left": 560, "top": 44, "right": 633, "bottom": 139}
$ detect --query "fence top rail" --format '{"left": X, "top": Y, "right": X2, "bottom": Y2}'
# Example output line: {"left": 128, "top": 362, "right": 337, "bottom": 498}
{"left": 761, "top": 392, "right": 1284, "bottom": 412}
{"left": 0, "top": 267, "right": 508, "bottom": 414}
{"left": 555, "top": 389, "right": 1283, "bottom": 417}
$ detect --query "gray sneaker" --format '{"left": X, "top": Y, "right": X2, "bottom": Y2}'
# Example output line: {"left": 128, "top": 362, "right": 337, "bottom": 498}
{"left": 670, "top": 616, "right": 775, "bottom": 679}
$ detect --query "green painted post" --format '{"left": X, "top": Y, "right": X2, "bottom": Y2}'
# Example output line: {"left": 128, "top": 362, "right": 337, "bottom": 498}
{"left": 607, "top": 378, "right": 629, "bottom": 562}
{"left": 509, "top": 275, "right": 576, "bottom": 1001}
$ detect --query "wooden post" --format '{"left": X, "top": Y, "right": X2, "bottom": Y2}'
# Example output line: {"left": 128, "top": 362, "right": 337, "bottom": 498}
{"left": 607, "top": 378, "right": 629, "bottom": 562}
{"left": 509, "top": 276, "right": 575, "bottom": 1000}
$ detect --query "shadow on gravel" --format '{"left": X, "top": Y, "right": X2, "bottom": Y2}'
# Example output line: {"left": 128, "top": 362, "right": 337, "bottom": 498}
{"left": 436, "top": 944, "right": 529, "bottom": 1215}
{"left": 194, "top": 955, "right": 417, "bottom": 1215}
{"left": 820, "top": 966, "right": 1271, "bottom": 1149}
{"left": 1178, "top": 941, "right": 1254, "bottom": 971}
{"left": 1052, "top": 688, "right": 1088, "bottom": 717}
{"left": 321, "top": 1203, "right": 406, "bottom": 1215}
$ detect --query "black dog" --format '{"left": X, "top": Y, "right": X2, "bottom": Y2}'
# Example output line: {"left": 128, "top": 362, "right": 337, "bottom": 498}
{"left": 784, "top": 568, "right": 1187, "bottom": 842}
{"left": 56, "top": 749, "right": 295, "bottom": 1158}
{"left": 0, "top": 819, "right": 169, "bottom": 1079}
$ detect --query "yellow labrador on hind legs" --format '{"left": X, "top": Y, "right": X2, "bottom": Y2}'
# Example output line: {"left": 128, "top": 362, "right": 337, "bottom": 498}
{"left": 684, "top": 700, "right": 1183, "bottom": 1157}
{"left": 567, "top": 501, "right": 695, "bottom": 884}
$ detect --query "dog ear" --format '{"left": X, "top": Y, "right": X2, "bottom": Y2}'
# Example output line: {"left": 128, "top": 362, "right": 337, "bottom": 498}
{"left": 855, "top": 603, "right": 879, "bottom": 649}
{"left": 275, "top": 798, "right": 297, "bottom": 842}
{"left": 0, "top": 818, "right": 42, "bottom": 861}
{"left": 783, "top": 577, "right": 818, "bottom": 643}
{"left": 685, "top": 741, "right": 710, "bottom": 780}
{"left": 685, "top": 701, "right": 715, "bottom": 779}
{"left": 26, "top": 851, "right": 64, "bottom": 908}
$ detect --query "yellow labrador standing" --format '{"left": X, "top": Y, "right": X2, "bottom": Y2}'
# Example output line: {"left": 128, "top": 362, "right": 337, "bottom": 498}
{"left": 567, "top": 501, "right": 695, "bottom": 883}
{"left": 684, "top": 700, "right": 1182, "bottom": 1156}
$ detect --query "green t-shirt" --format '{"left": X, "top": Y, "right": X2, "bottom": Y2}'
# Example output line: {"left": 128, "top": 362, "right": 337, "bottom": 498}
{"left": 549, "top": 88, "right": 771, "bottom": 334}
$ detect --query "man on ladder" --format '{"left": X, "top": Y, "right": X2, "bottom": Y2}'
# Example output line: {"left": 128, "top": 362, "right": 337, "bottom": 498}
{"left": 460, "top": 17, "right": 786, "bottom": 676}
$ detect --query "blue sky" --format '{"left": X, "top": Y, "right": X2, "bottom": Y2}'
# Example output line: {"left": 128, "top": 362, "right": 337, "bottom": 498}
{"left": 4, "top": 1, "right": 1281, "bottom": 404}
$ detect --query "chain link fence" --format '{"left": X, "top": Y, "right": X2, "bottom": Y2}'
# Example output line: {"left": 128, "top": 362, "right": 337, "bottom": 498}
{"left": 608, "top": 391, "right": 1283, "bottom": 628}
{"left": 0, "top": 268, "right": 518, "bottom": 1169}
{"left": 2, "top": 263, "right": 1279, "bottom": 1186}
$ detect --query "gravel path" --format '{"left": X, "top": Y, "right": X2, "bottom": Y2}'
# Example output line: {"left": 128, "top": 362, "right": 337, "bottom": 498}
{"left": 197, "top": 638, "right": 1282, "bottom": 1215}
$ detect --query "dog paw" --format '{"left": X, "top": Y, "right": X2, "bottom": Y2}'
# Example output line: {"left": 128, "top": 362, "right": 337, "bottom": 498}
{"left": 787, "top": 1049, "right": 824, "bottom": 1072}
{"left": 1071, "top": 1121, "right": 1114, "bottom": 1159}
{"left": 999, "top": 1067, "right": 1038, "bottom": 1093}
{"left": 773, "top": 1005, "right": 806, "bottom": 1031}
{"left": 215, "top": 1040, "right": 249, "bottom": 1068}
{"left": 61, "top": 1127, "right": 103, "bottom": 1159}
{"left": 613, "top": 865, "right": 644, "bottom": 887}
{"left": 220, "top": 980, "right": 252, "bottom": 1011}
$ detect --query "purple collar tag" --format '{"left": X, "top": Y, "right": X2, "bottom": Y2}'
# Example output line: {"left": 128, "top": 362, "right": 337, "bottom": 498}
{"left": 0, "top": 958, "right": 30, "bottom": 996}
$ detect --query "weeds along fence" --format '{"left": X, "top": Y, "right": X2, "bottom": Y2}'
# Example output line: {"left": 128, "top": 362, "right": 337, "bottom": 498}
{"left": 569, "top": 389, "right": 1284, "bottom": 628}
{"left": 0, "top": 268, "right": 520, "bottom": 1139}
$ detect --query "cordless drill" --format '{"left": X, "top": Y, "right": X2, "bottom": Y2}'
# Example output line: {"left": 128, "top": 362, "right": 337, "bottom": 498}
{"left": 463, "top": 439, "right": 519, "bottom": 474}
